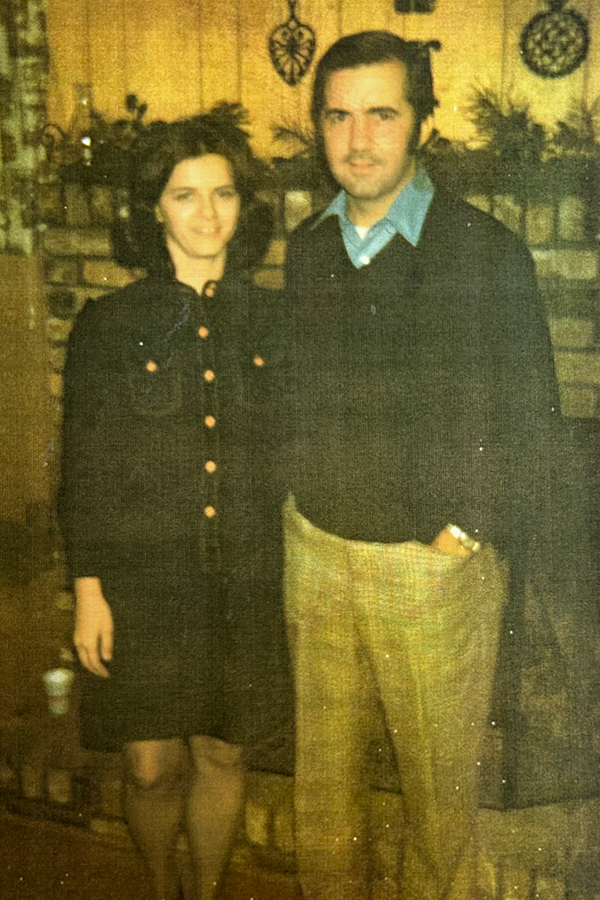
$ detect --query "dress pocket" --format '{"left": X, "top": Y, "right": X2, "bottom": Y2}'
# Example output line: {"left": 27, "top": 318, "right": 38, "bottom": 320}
{"left": 127, "top": 354, "right": 183, "bottom": 417}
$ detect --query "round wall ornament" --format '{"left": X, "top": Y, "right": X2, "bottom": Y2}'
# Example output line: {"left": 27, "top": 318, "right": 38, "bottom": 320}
{"left": 268, "top": 0, "right": 316, "bottom": 86}
{"left": 520, "top": 0, "right": 589, "bottom": 78}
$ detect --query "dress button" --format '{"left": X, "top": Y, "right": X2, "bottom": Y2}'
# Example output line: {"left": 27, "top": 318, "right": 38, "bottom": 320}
{"left": 203, "top": 369, "right": 215, "bottom": 382}
{"left": 359, "top": 255, "right": 370, "bottom": 266}
{"left": 204, "top": 282, "right": 216, "bottom": 298}
{"left": 145, "top": 360, "right": 158, "bottom": 373}
{"left": 204, "top": 460, "right": 217, "bottom": 473}
{"left": 204, "top": 505, "right": 216, "bottom": 518}
{"left": 253, "top": 356, "right": 265, "bottom": 367}
{"left": 198, "top": 326, "right": 209, "bottom": 339}
{"left": 204, "top": 415, "right": 216, "bottom": 428}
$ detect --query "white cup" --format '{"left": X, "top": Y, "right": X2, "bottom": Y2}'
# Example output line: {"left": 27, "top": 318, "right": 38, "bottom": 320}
{"left": 42, "top": 667, "right": 75, "bottom": 716}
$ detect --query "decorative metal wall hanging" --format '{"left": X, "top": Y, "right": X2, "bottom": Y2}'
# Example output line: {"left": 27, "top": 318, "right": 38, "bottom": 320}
{"left": 520, "top": 0, "right": 589, "bottom": 79}
{"left": 268, "top": 0, "right": 316, "bottom": 86}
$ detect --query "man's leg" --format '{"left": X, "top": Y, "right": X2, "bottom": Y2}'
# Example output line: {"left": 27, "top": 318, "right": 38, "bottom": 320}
{"left": 356, "top": 542, "right": 505, "bottom": 900}
{"left": 284, "top": 501, "right": 380, "bottom": 900}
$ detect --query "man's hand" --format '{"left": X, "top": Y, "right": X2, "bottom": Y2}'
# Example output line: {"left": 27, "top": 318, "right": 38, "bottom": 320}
{"left": 74, "top": 577, "right": 113, "bottom": 678}
{"left": 430, "top": 526, "right": 472, "bottom": 556}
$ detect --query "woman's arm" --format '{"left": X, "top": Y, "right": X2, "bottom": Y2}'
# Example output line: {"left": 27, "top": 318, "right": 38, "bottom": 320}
{"left": 74, "top": 576, "right": 113, "bottom": 678}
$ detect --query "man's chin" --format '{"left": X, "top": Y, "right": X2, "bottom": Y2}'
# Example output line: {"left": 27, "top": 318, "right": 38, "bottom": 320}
{"left": 338, "top": 177, "right": 383, "bottom": 201}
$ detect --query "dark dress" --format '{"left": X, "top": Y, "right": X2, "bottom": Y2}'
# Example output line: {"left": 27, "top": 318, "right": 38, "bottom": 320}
{"left": 59, "top": 269, "right": 292, "bottom": 752}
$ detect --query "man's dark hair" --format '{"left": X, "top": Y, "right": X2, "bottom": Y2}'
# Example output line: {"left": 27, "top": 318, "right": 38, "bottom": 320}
{"left": 311, "top": 31, "right": 440, "bottom": 131}
{"left": 114, "top": 103, "right": 273, "bottom": 274}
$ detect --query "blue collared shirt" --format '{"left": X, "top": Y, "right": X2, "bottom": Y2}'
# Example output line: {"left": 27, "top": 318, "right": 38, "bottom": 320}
{"left": 312, "top": 168, "right": 435, "bottom": 269}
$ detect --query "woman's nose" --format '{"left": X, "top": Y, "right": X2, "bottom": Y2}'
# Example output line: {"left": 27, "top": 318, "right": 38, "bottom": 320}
{"left": 195, "top": 195, "right": 216, "bottom": 219}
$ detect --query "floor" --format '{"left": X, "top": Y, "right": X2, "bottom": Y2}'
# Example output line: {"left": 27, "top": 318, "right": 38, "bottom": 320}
{"left": 4, "top": 803, "right": 600, "bottom": 900}
{"left": 0, "top": 812, "right": 301, "bottom": 900}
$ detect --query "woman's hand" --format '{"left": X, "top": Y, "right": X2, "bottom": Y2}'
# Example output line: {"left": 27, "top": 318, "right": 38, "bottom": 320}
{"left": 74, "top": 577, "right": 113, "bottom": 678}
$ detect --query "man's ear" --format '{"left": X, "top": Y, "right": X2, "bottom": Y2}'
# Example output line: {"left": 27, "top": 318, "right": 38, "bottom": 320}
{"left": 155, "top": 205, "right": 164, "bottom": 224}
{"left": 418, "top": 115, "right": 435, "bottom": 150}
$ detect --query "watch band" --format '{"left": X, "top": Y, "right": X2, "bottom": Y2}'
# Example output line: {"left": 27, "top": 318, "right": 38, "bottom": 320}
{"left": 446, "top": 524, "right": 481, "bottom": 554}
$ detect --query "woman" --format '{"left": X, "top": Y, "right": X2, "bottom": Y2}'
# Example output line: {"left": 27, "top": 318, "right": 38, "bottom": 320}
{"left": 59, "top": 106, "right": 291, "bottom": 900}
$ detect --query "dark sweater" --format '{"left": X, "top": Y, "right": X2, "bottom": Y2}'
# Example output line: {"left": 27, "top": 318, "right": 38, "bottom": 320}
{"left": 284, "top": 186, "right": 566, "bottom": 560}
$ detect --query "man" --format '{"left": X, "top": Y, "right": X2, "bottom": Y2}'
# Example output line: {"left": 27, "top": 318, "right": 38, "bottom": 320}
{"left": 283, "top": 30, "right": 595, "bottom": 900}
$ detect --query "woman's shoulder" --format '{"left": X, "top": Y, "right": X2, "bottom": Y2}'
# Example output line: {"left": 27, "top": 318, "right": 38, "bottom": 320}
{"left": 72, "top": 275, "right": 183, "bottom": 340}
{"left": 74, "top": 275, "right": 148, "bottom": 321}
{"left": 88, "top": 275, "right": 156, "bottom": 312}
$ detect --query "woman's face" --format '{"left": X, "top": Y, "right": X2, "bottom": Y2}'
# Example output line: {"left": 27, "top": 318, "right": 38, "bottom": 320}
{"left": 156, "top": 154, "right": 241, "bottom": 268}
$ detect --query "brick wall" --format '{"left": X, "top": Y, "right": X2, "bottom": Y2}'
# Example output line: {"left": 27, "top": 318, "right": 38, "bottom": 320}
{"left": 466, "top": 191, "right": 600, "bottom": 419}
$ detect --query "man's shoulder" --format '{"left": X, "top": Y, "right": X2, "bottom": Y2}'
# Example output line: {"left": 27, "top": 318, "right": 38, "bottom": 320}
{"left": 244, "top": 281, "right": 286, "bottom": 329}
{"left": 426, "top": 184, "right": 527, "bottom": 253}
{"left": 287, "top": 208, "right": 339, "bottom": 248}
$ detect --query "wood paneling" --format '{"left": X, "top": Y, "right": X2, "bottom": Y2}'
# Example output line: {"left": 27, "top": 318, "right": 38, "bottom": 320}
{"left": 199, "top": 0, "right": 241, "bottom": 109}
{"left": 123, "top": 0, "right": 203, "bottom": 120}
{"left": 240, "top": 0, "right": 282, "bottom": 156}
{"left": 88, "top": 0, "right": 128, "bottom": 119}
{"left": 406, "top": 0, "right": 507, "bottom": 144}
{"left": 45, "top": 0, "right": 599, "bottom": 158}
{"left": 46, "top": 0, "right": 89, "bottom": 127}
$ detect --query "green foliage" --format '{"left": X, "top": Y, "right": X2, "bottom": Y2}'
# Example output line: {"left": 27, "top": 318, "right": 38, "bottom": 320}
{"left": 48, "top": 88, "right": 600, "bottom": 197}
{"left": 552, "top": 98, "right": 600, "bottom": 158}
{"left": 270, "top": 120, "right": 333, "bottom": 195}
{"left": 271, "top": 120, "right": 315, "bottom": 158}
{"left": 465, "top": 86, "right": 548, "bottom": 165}
{"left": 83, "top": 94, "right": 149, "bottom": 182}
{"left": 49, "top": 97, "right": 264, "bottom": 186}
{"left": 42, "top": 94, "right": 151, "bottom": 185}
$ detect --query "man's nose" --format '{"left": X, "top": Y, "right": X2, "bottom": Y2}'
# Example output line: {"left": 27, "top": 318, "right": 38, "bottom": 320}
{"left": 349, "top": 116, "right": 370, "bottom": 150}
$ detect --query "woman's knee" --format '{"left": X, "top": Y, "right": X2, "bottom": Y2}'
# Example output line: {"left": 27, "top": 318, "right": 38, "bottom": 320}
{"left": 189, "top": 735, "right": 243, "bottom": 774}
{"left": 124, "top": 739, "right": 186, "bottom": 792}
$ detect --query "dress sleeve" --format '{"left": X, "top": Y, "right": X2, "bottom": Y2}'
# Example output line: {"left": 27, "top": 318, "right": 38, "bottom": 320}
{"left": 58, "top": 299, "right": 114, "bottom": 578}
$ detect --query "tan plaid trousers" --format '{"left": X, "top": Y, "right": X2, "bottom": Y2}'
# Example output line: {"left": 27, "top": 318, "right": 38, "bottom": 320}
{"left": 284, "top": 496, "right": 506, "bottom": 900}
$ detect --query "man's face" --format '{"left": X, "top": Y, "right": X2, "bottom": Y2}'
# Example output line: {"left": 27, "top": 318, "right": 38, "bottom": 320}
{"left": 321, "top": 60, "right": 419, "bottom": 226}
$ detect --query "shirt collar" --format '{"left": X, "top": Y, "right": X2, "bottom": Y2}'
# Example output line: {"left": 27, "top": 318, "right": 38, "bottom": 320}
{"left": 311, "top": 167, "right": 434, "bottom": 248}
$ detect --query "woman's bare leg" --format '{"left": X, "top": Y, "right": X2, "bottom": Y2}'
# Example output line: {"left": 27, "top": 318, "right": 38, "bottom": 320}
{"left": 186, "top": 735, "right": 244, "bottom": 900}
{"left": 123, "top": 738, "right": 186, "bottom": 900}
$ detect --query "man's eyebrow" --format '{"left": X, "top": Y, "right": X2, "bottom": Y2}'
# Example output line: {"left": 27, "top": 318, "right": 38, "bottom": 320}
{"left": 368, "top": 106, "right": 399, "bottom": 115}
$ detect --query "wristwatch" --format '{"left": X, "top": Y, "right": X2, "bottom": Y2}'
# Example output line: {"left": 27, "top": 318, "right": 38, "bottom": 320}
{"left": 446, "top": 524, "right": 481, "bottom": 554}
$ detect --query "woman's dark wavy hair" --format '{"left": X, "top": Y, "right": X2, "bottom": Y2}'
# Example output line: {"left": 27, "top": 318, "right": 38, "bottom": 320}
{"left": 311, "top": 31, "right": 441, "bottom": 162}
{"left": 114, "top": 103, "right": 273, "bottom": 275}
